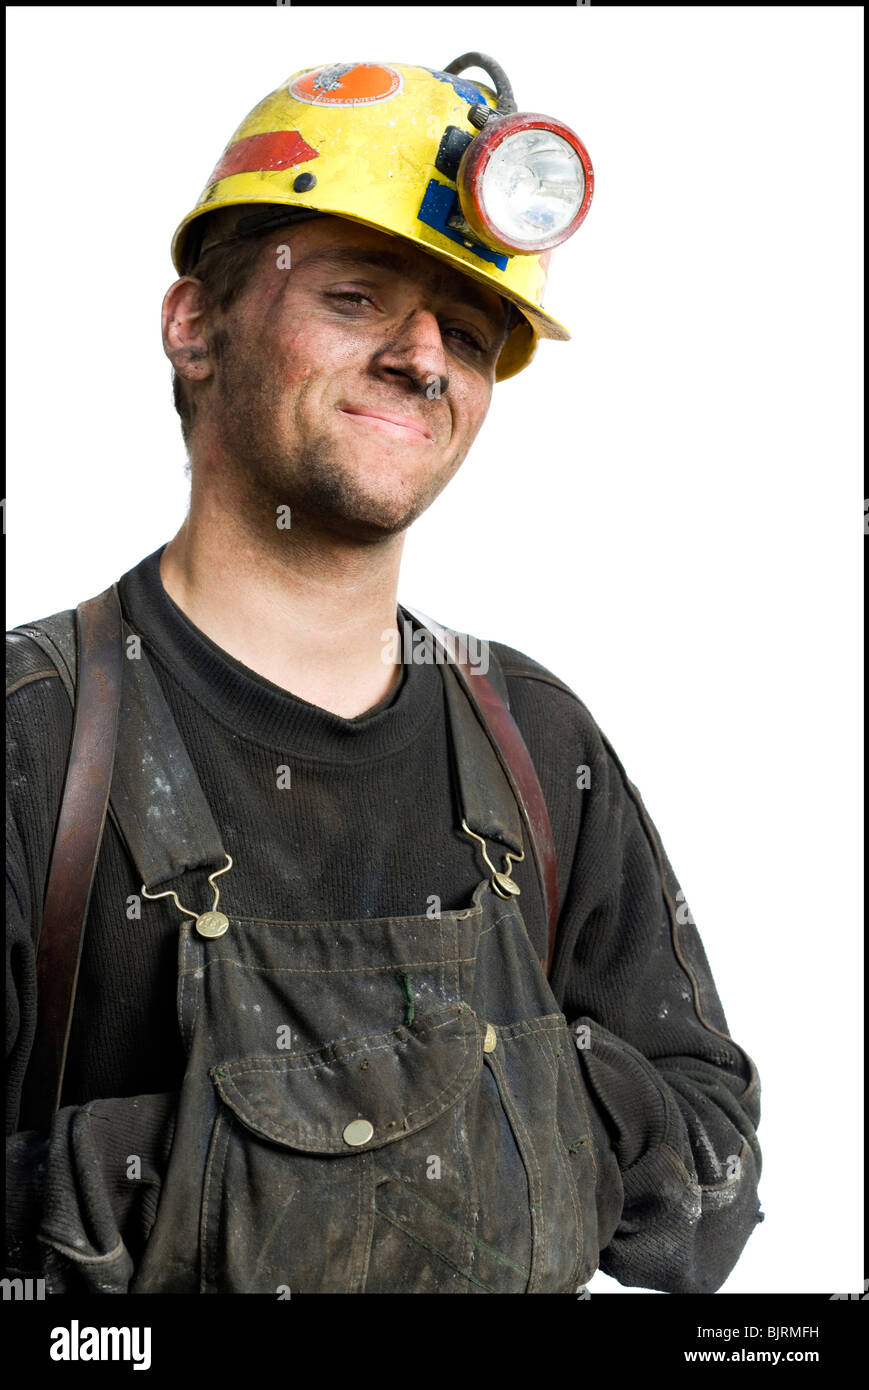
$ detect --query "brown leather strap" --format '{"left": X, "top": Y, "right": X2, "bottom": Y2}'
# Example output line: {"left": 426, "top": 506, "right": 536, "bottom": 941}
{"left": 402, "top": 607, "right": 560, "bottom": 977}
{"left": 19, "top": 585, "right": 125, "bottom": 1132}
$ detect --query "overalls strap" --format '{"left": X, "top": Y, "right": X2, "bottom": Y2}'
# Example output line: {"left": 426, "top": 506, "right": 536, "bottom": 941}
{"left": 13, "top": 598, "right": 227, "bottom": 890}
{"left": 403, "top": 605, "right": 559, "bottom": 973}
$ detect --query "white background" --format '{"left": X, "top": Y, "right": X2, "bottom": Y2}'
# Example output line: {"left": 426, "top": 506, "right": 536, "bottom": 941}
{"left": 5, "top": 6, "right": 864, "bottom": 1295}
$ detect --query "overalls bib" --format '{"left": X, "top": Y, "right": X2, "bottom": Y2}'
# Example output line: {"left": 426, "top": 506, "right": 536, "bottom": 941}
{"left": 101, "top": 618, "right": 603, "bottom": 1295}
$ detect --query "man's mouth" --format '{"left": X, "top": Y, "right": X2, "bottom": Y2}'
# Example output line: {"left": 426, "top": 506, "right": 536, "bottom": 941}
{"left": 337, "top": 407, "right": 434, "bottom": 444}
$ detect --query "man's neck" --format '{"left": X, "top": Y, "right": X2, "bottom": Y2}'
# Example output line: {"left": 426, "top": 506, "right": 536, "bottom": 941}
{"left": 159, "top": 507, "right": 405, "bottom": 719}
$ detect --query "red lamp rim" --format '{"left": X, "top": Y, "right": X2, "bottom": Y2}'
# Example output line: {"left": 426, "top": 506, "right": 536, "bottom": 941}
{"left": 458, "top": 111, "right": 595, "bottom": 256}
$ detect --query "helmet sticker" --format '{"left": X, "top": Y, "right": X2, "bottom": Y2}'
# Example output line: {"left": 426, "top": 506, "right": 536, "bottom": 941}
{"left": 208, "top": 130, "right": 320, "bottom": 184}
{"left": 420, "top": 67, "right": 488, "bottom": 108}
{"left": 289, "top": 63, "right": 403, "bottom": 106}
{"left": 417, "top": 180, "right": 508, "bottom": 271}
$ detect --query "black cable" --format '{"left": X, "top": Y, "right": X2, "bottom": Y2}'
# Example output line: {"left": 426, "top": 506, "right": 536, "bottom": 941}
{"left": 443, "top": 53, "right": 517, "bottom": 116}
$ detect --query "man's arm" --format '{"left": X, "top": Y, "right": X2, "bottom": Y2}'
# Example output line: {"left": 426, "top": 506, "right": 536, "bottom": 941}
{"left": 500, "top": 651, "right": 763, "bottom": 1294}
{"left": 6, "top": 639, "right": 178, "bottom": 1292}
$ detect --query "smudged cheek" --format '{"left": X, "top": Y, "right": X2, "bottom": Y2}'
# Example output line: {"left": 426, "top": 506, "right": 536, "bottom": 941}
{"left": 282, "top": 362, "right": 316, "bottom": 386}
{"left": 273, "top": 328, "right": 318, "bottom": 386}
{"left": 449, "top": 386, "right": 490, "bottom": 452}
{"left": 277, "top": 319, "right": 366, "bottom": 377}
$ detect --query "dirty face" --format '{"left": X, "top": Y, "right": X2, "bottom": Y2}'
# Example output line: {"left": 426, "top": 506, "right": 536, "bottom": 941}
{"left": 165, "top": 216, "right": 513, "bottom": 542}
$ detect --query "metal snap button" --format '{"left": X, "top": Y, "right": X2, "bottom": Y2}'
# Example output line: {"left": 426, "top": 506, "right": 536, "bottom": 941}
{"left": 343, "top": 1118, "right": 374, "bottom": 1147}
{"left": 196, "top": 911, "right": 230, "bottom": 938}
{"left": 483, "top": 1023, "right": 497, "bottom": 1053}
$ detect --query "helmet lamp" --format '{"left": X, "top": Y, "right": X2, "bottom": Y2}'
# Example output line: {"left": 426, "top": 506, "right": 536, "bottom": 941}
{"left": 456, "top": 112, "right": 593, "bottom": 257}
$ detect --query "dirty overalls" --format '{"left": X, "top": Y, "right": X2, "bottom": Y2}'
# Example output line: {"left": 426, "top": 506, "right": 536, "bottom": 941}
{"left": 114, "top": 614, "right": 602, "bottom": 1294}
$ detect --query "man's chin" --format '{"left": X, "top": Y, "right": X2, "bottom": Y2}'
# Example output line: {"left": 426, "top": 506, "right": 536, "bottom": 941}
{"left": 305, "top": 497, "right": 426, "bottom": 543}
{"left": 235, "top": 434, "right": 451, "bottom": 541}
{"left": 294, "top": 455, "right": 446, "bottom": 539}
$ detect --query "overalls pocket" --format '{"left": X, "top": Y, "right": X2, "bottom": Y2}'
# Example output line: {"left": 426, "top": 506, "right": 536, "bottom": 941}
{"left": 200, "top": 996, "right": 596, "bottom": 1294}
{"left": 199, "top": 1002, "right": 483, "bottom": 1292}
{"left": 368, "top": 1012, "right": 598, "bottom": 1294}
{"left": 472, "top": 1014, "right": 600, "bottom": 1293}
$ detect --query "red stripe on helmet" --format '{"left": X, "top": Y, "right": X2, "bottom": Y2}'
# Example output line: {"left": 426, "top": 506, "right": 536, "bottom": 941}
{"left": 209, "top": 131, "right": 320, "bottom": 183}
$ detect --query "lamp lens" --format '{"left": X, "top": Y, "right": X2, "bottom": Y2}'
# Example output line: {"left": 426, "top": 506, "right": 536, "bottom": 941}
{"left": 481, "top": 129, "right": 585, "bottom": 246}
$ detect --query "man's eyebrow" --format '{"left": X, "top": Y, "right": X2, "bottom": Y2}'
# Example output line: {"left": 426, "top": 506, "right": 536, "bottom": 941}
{"left": 296, "top": 246, "right": 509, "bottom": 337}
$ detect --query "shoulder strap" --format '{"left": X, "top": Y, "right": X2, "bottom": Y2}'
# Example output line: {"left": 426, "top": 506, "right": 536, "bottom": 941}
{"left": 16, "top": 585, "right": 125, "bottom": 1132}
{"left": 401, "top": 605, "right": 559, "bottom": 977}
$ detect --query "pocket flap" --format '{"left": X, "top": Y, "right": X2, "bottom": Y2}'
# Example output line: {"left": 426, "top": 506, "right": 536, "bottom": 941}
{"left": 210, "top": 1004, "right": 482, "bottom": 1154}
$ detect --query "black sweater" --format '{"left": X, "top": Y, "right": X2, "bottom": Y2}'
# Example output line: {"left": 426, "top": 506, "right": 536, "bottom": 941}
{"left": 5, "top": 544, "right": 763, "bottom": 1292}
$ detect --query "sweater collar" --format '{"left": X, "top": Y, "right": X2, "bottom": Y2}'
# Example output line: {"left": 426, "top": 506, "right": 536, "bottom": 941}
{"left": 116, "top": 544, "right": 442, "bottom": 760}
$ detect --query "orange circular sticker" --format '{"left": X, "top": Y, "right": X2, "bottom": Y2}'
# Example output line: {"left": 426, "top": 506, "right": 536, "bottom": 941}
{"left": 290, "top": 63, "right": 403, "bottom": 107}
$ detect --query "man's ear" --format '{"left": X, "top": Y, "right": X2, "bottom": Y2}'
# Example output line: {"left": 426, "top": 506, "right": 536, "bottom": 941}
{"left": 162, "top": 277, "right": 213, "bottom": 382}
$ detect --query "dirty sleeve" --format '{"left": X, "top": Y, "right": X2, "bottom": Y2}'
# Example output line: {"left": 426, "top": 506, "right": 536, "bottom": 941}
{"left": 552, "top": 708, "right": 763, "bottom": 1294}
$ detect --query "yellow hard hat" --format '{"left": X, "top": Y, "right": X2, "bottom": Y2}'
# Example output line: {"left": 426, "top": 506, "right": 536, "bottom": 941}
{"left": 171, "top": 55, "right": 594, "bottom": 381}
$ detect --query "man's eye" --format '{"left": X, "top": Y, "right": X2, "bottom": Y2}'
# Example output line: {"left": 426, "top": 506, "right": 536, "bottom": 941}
{"left": 326, "top": 291, "right": 375, "bottom": 308}
{"left": 447, "top": 328, "right": 486, "bottom": 354}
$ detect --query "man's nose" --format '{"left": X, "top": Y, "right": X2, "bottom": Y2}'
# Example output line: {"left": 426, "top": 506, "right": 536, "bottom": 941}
{"left": 370, "top": 308, "right": 450, "bottom": 397}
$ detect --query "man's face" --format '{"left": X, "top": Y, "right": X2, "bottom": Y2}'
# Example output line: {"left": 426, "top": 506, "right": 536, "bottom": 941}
{"left": 180, "top": 216, "right": 513, "bottom": 542}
